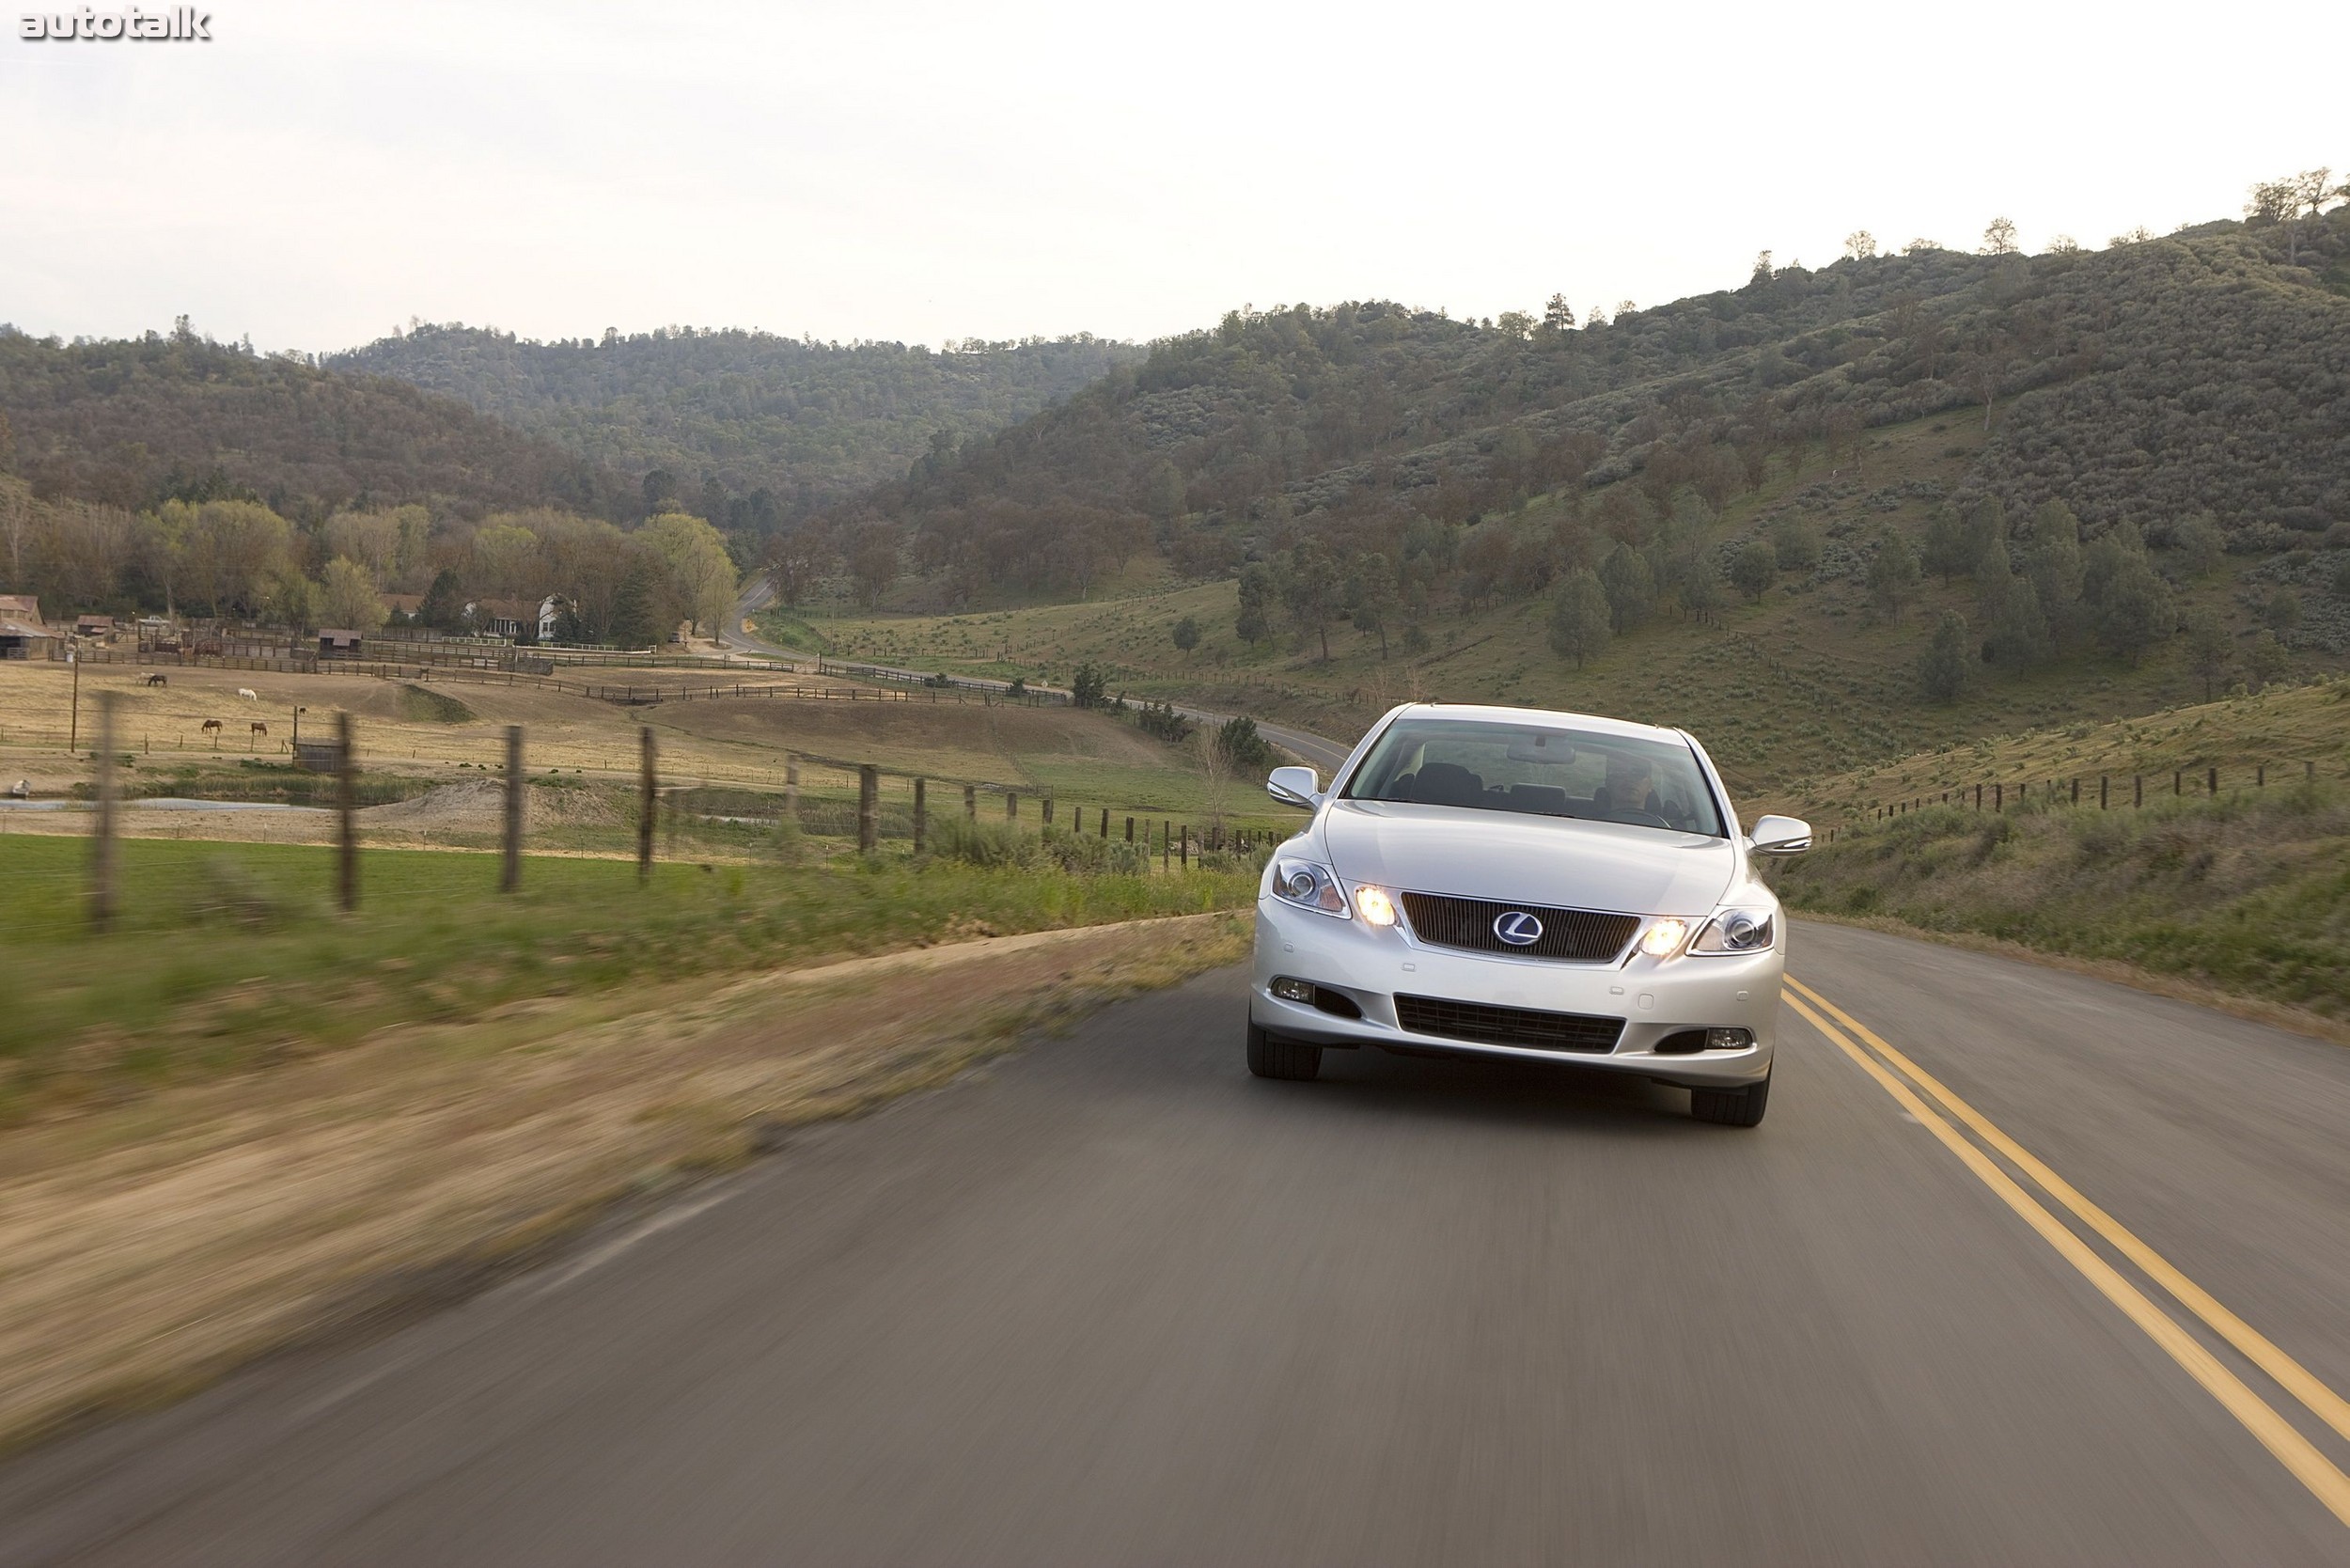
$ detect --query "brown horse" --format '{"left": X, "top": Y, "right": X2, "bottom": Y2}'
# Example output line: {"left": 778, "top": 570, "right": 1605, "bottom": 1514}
{"left": 200, "top": 718, "right": 223, "bottom": 749}
{"left": 250, "top": 721, "right": 269, "bottom": 744}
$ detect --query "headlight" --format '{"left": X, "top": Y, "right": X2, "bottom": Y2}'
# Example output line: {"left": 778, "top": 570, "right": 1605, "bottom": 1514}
{"left": 1638, "top": 917, "right": 1690, "bottom": 957}
{"left": 1354, "top": 885, "right": 1398, "bottom": 927}
{"left": 1269, "top": 856, "right": 1348, "bottom": 917}
{"left": 1690, "top": 907, "right": 1775, "bottom": 954}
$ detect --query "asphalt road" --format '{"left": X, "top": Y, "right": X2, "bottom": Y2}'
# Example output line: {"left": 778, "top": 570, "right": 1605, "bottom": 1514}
{"left": 7, "top": 922, "right": 2350, "bottom": 1563}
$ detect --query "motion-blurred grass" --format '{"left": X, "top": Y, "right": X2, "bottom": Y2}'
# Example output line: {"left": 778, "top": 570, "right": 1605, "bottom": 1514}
{"left": 1771, "top": 781, "right": 2350, "bottom": 1016}
{"left": 0, "top": 836, "right": 1259, "bottom": 1121}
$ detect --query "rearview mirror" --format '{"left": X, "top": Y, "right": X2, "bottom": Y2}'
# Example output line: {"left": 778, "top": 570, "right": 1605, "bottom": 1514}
{"left": 1267, "top": 765, "right": 1323, "bottom": 809}
{"left": 1750, "top": 814, "right": 1811, "bottom": 855}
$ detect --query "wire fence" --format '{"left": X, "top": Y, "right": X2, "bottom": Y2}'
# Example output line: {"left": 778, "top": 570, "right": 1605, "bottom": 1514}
{"left": 1832, "top": 759, "right": 2338, "bottom": 839}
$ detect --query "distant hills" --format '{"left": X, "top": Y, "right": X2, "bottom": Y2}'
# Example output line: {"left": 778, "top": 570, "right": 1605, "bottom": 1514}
{"left": 0, "top": 325, "right": 633, "bottom": 524}
{"left": 327, "top": 324, "right": 1143, "bottom": 525}
{"left": 843, "top": 209, "right": 2349, "bottom": 580}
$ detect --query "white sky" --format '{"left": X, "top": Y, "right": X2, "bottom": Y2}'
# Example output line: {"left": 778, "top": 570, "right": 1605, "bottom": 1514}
{"left": 4, "top": 0, "right": 2344, "bottom": 355}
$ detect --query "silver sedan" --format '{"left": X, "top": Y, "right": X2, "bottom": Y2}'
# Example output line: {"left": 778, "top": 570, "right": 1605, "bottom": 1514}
{"left": 1247, "top": 703, "right": 1809, "bottom": 1126}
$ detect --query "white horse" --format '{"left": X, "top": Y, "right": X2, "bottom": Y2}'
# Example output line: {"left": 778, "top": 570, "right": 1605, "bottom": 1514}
{"left": 237, "top": 687, "right": 258, "bottom": 701}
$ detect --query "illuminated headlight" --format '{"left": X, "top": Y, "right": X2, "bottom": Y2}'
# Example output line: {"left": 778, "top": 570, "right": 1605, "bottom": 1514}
{"left": 1269, "top": 856, "right": 1348, "bottom": 917}
{"left": 1638, "top": 918, "right": 1691, "bottom": 958}
{"left": 1690, "top": 908, "right": 1776, "bottom": 954}
{"left": 1354, "top": 885, "right": 1398, "bottom": 927}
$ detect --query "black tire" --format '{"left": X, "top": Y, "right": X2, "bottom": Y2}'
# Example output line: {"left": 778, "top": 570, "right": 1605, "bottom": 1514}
{"left": 1247, "top": 1020, "right": 1323, "bottom": 1081}
{"left": 1690, "top": 1070, "right": 1770, "bottom": 1127}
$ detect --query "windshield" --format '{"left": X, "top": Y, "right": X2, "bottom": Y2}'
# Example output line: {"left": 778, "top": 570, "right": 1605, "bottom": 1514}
{"left": 1342, "top": 716, "right": 1726, "bottom": 838}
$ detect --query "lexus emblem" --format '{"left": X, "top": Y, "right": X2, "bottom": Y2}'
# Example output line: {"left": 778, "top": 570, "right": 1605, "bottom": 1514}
{"left": 1493, "top": 911, "right": 1544, "bottom": 947}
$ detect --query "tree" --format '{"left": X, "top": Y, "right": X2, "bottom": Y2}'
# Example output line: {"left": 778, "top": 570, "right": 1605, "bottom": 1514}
{"left": 1771, "top": 517, "right": 1822, "bottom": 572}
{"left": 1868, "top": 532, "right": 1922, "bottom": 620}
{"left": 1214, "top": 715, "right": 1276, "bottom": 771}
{"left": 1496, "top": 310, "right": 1535, "bottom": 340}
{"left": 418, "top": 567, "right": 465, "bottom": 631}
{"left": 2024, "top": 502, "right": 2085, "bottom": 644}
{"left": 1541, "top": 293, "right": 1576, "bottom": 334}
{"left": 470, "top": 523, "right": 541, "bottom": 599}
{"left": 1071, "top": 663, "right": 1108, "bottom": 708}
{"left": 1982, "top": 216, "right": 2020, "bottom": 255}
{"left": 1235, "top": 562, "right": 1273, "bottom": 645}
{"left": 2174, "top": 513, "right": 2227, "bottom": 578}
{"left": 1677, "top": 549, "right": 1725, "bottom": 625}
{"left": 1279, "top": 541, "right": 1343, "bottom": 661}
{"left": 1730, "top": 540, "right": 1778, "bottom": 602}
{"left": 2248, "top": 631, "right": 2292, "bottom": 690}
{"left": 646, "top": 510, "right": 741, "bottom": 634}
{"left": 1919, "top": 611, "right": 1970, "bottom": 702}
{"left": 1597, "top": 542, "right": 1655, "bottom": 633}
{"left": 1347, "top": 553, "right": 1399, "bottom": 659}
{"left": 2265, "top": 588, "right": 2302, "bottom": 636}
{"left": 1547, "top": 571, "right": 1612, "bottom": 668}
{"left": 1140, "top": 461, "right": 1187, "bottom": 524}
{"left": 761, "top": 523, "right": 832, "bottom": 608}
{"left": 2182, "top": 608, "right": 2232, "bottom": 699}
{"left": 1750, "top": 250, "right": 1774, "bottom": 285}
{"left": 1843, "top": 230, "right": 1878, "bottom": 261}
{"left": 1922, "top": 508, "right": 1971, "bottom": 581}
{"left": 316, "top": 556, "right": 387, "bottom": 631}
{"left": 1171, "top": 615, "right": 1199, "bottom": 660}
{"left": 1981, "top": 571, "right": 2050, "bottom": 667}
{"left": 606, "top": 557, "right": 662, "bottom": 648}
{"left": 848, "top": 535, "right": 899, "bottom": 608}
{"left": 2093, "top": 554, "right": 2175, "bottom": 665}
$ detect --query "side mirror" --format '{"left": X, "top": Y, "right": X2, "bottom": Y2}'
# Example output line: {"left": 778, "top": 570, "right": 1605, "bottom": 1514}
{"left": 1267, "top": 765, "right": 1323, "bottom": 809}
{"left": 1749, "top": 814, "right": 1812, "bottom": 855}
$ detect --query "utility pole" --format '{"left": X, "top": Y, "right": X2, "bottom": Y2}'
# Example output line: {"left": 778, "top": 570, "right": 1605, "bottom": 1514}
{"left": 68, "top": 651, "right": 79, "bottom": 753}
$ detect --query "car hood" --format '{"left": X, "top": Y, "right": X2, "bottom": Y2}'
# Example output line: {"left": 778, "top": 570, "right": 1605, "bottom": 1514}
{"left": 1320, "top": 800, "right": 1738, "bottom": 916}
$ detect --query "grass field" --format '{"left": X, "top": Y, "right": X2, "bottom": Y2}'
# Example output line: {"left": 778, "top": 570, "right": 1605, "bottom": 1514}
{"left": 1773, "top": 678, "right": 2350, "bottom": 823}
{"left": 0, "top": 661, "right": 1297, "bottom": 844}
{"left": 0, "top": 835, "right": 1260, "bottom": 1123}
{"left": 789, "top": 409, "right": 2316, "bottom": 793}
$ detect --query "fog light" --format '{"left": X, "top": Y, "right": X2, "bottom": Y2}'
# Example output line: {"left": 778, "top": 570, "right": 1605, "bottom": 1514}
{"left": 1639, "top": 918, "right": 1690, "bottom": 958}
{"left": 1355, "top": 886, "right": 1398, "bottom": 927}
{"left": 1271, "top": 976, "right": 1314, "bottom": 1003}
{"left": 1705, "top": 1027, "right": 1753, "bottom": 1050}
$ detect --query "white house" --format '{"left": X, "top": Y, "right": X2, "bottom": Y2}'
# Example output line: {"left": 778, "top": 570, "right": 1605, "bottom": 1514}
{"left": 467, "top": 594, "right": 564, "bottom": 642}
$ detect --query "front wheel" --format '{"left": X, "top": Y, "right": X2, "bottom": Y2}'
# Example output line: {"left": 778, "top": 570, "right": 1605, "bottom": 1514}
{"left": 1246, "top": 1020, "right": 1322, "bottom": 1081}
{"left": 1690, "top": 1069, "right": 1770, "bottom": 1127}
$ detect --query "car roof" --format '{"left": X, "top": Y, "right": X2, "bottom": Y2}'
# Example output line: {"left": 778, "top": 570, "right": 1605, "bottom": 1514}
{"left": 1386, "top": 703, "right": 1692, "bottom": 748}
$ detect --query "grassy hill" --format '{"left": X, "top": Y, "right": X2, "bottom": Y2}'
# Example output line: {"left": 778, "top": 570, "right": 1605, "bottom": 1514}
{"left": 779, "top": 200, "right": 2350, "bottom": 792}
{"left": 329, "top": 324, "right": 1144, "bottom": 525}
{"left": 0, "top": 325, "right": 633, "bottom": 523}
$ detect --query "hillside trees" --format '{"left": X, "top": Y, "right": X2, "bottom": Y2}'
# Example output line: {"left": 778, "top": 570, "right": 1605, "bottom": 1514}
{"left": 647, "top": 510, "right": 740, "bottom": 635}
{"left": 1547, "top": 571, "right": 1612, "bottom": 667}
{"left": 317, "top": 557, "right": 387, "bottom": 631}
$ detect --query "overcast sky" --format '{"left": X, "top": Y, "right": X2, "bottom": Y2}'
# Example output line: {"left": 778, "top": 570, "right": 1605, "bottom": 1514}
{"left": 5, "top": 0, "right": 2343, "bottom": 355}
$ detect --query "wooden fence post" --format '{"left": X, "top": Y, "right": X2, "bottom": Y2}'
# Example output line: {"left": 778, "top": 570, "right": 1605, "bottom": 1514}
{"left": 501, "top": 724, "right": 525, "bottom": 892}
{"left": 2099, "top": 776, "right": 2107, "bottom": 809}
{"left": 1181, "top": 823, "right": 1189, "bottom": 868}
{"left": 964, "top": 783, "right": 976, "bottom": 820}
{"left": 2208, "top": 767, "right": 2218, "bottom": 796}
{"left": 858, "top": 765, "right": 879, "bottom": 851}
{"left": 2174, "top": 771, "right": 2182, "bottom": 796}
{"left": 1042, "top": 796, "right": 1054, "bottom": 825}
{"left": 1099, "top": 807, "right": 1108, "bottom": 839}
{"left": 2071, "top": 778, "right": 2079, "bottom": 806}
{"left": 1007, "top": 792, "right": 1018, "bottom": 822}
{"left": 637, "top": 725, "right": 656, "bottom": 881}
{"left": 1125, "top": 816, "right": 1134, "bottom": 842}
{"left": 337, "top": 711, "right": 358, "bottom": 912}
{"left": 786, "top": 755, "right": 799, "bottom": 825}
{"left": 913, "top": 776, "right": 927, "bottom": 852}
{"left": 2135, "top": 776, "right": 2142, "bottom": 808}
{"left": 90, "top": 691, "right": 118, "bottom": 931}
{"left": 1162, "top": 821, "right": 1170, "bottom": 870}
{"left": 1994, "top": 783, "right": 2002, "bottom": 812}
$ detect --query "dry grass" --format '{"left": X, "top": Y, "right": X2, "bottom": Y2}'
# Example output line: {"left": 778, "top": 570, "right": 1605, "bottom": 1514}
{"left": 0, "top": 911, "right": 1251, "bottom": 1451}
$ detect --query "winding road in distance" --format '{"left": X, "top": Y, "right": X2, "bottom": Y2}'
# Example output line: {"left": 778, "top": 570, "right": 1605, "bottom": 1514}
{"left": 7, "top": 921, "right": 2350, "bottom": 1562}
{"left": 719, "top": 576, "right": 1358, "bottom": 774}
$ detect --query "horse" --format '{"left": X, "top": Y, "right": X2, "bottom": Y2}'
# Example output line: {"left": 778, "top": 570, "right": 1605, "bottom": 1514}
{"left": 236, "top": 687, "right": 258, "bottom": 701}
{"left": 250, "top": 721, "right": 269, "bottom": 743}
{"left": 145, "top": 673, "right": 167, "bottom": 687}
{"left": 201, "top": 718, "right": 224, "bottom": 749}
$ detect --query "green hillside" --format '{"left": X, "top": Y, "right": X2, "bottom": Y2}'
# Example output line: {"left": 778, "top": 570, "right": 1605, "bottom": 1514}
{"left": 0, "top": 324, "right": 633, "bottom": 523}
{"left": 329, "top": 324, "right": 1144, "bottom": 526}
{"left": 780, "top": 198, "right": 2350, "bottom": 792}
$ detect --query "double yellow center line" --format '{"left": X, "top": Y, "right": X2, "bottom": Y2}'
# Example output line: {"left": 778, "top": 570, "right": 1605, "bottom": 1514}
{"left": 1781, "top": 974, "right": 2350, "bottom": 1530}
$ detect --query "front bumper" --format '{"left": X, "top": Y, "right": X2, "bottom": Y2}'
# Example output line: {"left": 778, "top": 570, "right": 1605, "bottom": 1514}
{"left": 1252, "top": 895, "right": 1779, "bottom": 1089}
